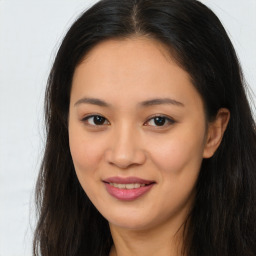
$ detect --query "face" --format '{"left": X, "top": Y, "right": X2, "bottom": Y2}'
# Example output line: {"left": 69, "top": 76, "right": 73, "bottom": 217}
{"left": 69, "top": 37, "right": 208, "bottom": 231}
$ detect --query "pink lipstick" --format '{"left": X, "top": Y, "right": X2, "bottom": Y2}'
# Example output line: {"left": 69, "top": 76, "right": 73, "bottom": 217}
{"left": 103, "top": 176, "right": 155, "bottom": 201}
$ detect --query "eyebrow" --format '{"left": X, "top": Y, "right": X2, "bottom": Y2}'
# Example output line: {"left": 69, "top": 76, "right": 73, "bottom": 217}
{"left": 74, "top": 97, "right": 184, "bottom": 108}
{"left": 139, "top": 98, "right": 184, "bottom": 107}
{"left": 74, "top": 97, "right": 110, "bottom": 107}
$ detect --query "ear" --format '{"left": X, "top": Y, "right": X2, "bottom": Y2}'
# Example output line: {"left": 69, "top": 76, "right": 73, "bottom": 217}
{"left": 203, "top": 108, "right": 230, "bottom": 158}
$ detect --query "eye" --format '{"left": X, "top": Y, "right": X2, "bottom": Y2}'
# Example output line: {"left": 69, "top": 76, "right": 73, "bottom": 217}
{"left": 82, "top": 115, "right": 110, "bottom": 126}
{"left": 144, "top": 115, "right": 175, "bottom": 127}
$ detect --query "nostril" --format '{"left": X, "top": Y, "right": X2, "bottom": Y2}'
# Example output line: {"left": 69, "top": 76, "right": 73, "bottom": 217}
{"left": 105, "top": 147, "right": 147, "bottom": 168}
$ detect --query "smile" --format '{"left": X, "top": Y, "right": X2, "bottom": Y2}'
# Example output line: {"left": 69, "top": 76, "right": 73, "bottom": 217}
{"left": 109, "top": 183, "right": 146, "bottom": 189}
{"left": 103, "top": 177, "right": 155, "bottom": 201}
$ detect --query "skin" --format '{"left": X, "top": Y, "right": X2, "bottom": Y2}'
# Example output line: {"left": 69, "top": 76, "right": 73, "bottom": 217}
{"left": 68, "top": 37, "right": 230, "bottom": 256}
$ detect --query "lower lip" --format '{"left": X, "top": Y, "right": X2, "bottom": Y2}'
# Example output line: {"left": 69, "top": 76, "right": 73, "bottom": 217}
{"left": 104, "top": 183, "right": 154, "bottom": 201}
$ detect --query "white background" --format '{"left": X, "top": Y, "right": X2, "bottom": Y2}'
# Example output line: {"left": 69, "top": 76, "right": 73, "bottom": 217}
{"left": 0, "top": 1, "right": 255, "bottom": 255}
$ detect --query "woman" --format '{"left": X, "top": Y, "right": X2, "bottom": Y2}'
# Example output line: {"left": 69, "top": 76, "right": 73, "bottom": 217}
{"left": 33, "top": 0, "right": 256, "bottom": 255}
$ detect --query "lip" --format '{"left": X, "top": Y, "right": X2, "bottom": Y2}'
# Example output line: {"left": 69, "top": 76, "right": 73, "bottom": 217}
{"left": 103, "top": 176, "right": 155, "bottom": 201}
{"left": 103, "top": 176, "right": 155, "bottom": 184}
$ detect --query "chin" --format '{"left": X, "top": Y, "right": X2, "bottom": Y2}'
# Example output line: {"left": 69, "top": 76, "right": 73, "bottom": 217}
{"left": 105, "top": 211, "right": 160, "bottom": 231}
{"left": 110, "top": 219, "right": 153, "bottom": 231}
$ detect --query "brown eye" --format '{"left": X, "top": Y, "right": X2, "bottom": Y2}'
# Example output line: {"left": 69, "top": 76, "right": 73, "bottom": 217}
{"left": 152, "top": 116, "right": 166, "bottom": 126}
{"left": 83, "top": 115, "right": 109, "bottom": 126}
{"left": 145, "top": 115, "right": 175, "bottom": 127}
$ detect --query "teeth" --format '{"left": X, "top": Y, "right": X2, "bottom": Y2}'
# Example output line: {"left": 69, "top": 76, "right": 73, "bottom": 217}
{"left": 109, "top": 183, "right": 146, "bottom": 189}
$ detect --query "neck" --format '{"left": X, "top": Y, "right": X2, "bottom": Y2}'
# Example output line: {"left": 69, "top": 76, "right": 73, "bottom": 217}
{"left": 109, "top": 219, "right": 187, "bottom": 256}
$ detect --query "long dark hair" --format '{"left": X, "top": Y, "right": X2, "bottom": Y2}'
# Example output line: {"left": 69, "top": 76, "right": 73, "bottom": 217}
{"left": 33, "top": 0, "right": 256, "bottom": 255}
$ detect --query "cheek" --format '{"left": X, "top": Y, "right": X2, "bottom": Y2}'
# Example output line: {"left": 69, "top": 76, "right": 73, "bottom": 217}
{"left": 144, "top": 131, "right": 205, "bottom": 223}
{"left": 69, "top": 128, "right": 105, "bottom": 172}
{"left": 69, "top": 128, "right": 106, "bottom": 202}
{"left": 148, "top": 129, "right": 205, "bottom": 176}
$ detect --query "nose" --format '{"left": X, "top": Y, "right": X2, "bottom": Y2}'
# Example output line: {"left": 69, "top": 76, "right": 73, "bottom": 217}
{"left": 104, "top": 125, "right": 146, "bottom": 169}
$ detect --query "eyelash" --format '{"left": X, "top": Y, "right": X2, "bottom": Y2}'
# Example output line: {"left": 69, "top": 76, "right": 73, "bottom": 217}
{"left": 82, "top": 114, "right": 176, "bottom": 128}
{"left": 144, "top": 115, "right": 175, "bottom": 127}
{"left": 82, "top": 115, "right": 110, "bottom": 126}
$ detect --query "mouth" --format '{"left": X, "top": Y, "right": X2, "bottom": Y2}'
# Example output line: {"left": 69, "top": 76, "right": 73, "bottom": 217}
{"left": 107, "top": 183, "right": 148, "bottom": 189}
{"left": 103, "top": 176, "right": 156, "bottom": 201}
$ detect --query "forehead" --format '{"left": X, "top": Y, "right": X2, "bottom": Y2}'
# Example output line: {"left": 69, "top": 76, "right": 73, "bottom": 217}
{"left": 83, "top": 36, "right": 174, "bottom": 66}
{"left": 71, "top": 37, "right": 202, "bottom": 109}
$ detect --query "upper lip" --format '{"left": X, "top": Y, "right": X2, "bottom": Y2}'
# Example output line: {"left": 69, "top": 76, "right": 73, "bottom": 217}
{"left": 103, "top": 176, "right": 155, "bottom": 184}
